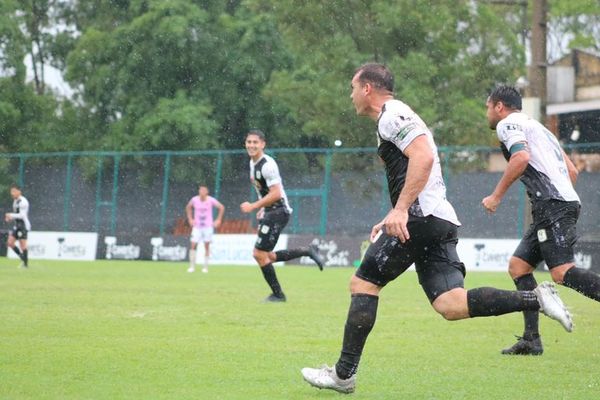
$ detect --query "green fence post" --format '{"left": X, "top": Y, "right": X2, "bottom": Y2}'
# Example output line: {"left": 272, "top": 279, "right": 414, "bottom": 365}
{"left": 214, "top": 152, "right": 223, "bottom": 199}
{"left": 159, "top": 152, "right": 172, "bottom": 237}
{"left": 320, "top": 150, "right": 333, "bottom": 236}
{"left": 94, "top": 157, "right": 103, "bottom": 232}
{"left": 63, "top": 154, "right": 73, "bottom": 231}
{"left": 110, "top": 155, "right": 120, "bottom": 235}
{"left": 18, "top": 155, "right": 26, "bottom": 187}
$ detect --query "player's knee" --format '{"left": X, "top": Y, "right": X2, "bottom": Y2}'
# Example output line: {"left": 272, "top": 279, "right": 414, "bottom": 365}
{"left": 431, "top": 289, "right": 468, "bottom": 321}
{"left": 508, "top": 257, "right": 533, "bottom": 280}
{"left": 252, "top": 248, "right": 269, "bottom": 265}
{"left": 550, "top": 264, "right": 573, "bottom": 284}
{"left": 349, "top": 275, "right": 380, "bottom": 295}
{"left": 433, "top": 303, "right": 462, "bottom": 321}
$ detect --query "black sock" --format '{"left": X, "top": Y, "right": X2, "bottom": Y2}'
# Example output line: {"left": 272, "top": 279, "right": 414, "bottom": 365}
{"left": 11, "top": 246, "right": 22, "bottom": 257}
{"left": 260, "top": 264, "right": 284, "bottom": 296}
{"left": 274, "top": 248, "right": 310, "bottom": 262}
{"left": 514, "top": 274, "right": 539, "bottom": 339}
{"left": 562, "top": 267, "right": 600, "bottom": 301}
{"left": 335, "top": 294, "right": 379, "bottom": 380}
{"left": 467, "top": 287, "right": 540, "bottom": 317}
{"left": 22, "top": 249, "right": 28, "bottom": 266}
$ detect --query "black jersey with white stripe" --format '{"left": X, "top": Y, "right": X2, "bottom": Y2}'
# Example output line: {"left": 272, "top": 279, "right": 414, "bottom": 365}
{"left": 249, "top": 154, "right": 292, "bottom": 213}
{"left": 377, "top": 100, "right": 460, "bottom": 225}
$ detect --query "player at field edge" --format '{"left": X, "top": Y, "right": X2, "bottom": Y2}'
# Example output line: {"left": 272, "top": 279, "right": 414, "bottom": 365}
{"left": 5, "top": 184, "right": 31, "bottom": 268}
{"left": 300, "top": 63, "right": 573, "bottom": 394}
{"left": 186, "top": 185, "right": 225, "bottom": 273}
{"left": 240, "top": 129, "right": 324, "bottom": 303}
{"left": 482, "top": 85, "right": 600, "bottom": 355}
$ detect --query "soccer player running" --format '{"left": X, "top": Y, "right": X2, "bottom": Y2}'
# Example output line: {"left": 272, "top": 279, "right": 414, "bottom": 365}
{"left": 240, "top": 129, "right": 324, "bottom": 302}
{"left": 186, "top": 185, "right": 225, "bottom": 273}
{"left": 301, "top": 64, "right": 572, "bottom": 394}
{"left": 482, "top": 85, "right": 600, "bottom": 355}
{"left": 5, "top": 184, "right": 31, "bottom": 268}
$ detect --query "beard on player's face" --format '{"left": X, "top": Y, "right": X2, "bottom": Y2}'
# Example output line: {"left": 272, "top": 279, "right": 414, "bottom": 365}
{"left": 486, "top": 102, "right": 500, "bottom": 130}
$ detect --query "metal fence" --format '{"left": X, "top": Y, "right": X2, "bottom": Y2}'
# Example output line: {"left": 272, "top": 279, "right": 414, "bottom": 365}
{"left": 1, "top": 144, "right": 600, "bottom": 239}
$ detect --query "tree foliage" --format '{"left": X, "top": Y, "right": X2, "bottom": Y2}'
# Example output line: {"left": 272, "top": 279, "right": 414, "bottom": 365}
{"left": 548, "top": 0, "right": 600, "bottom": 57}
{"left": 0, "top": 0, "right": 598, "bottom": 154}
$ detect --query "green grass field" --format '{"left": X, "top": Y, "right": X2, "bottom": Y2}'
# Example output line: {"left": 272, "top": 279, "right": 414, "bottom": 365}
{"left": 1, "top": 258, "right": 599, "bottom": 399}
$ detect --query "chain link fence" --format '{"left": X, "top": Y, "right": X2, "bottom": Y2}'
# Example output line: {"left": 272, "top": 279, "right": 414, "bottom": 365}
{"left": 1, "top": 145, "right": 600, "bottom": 240}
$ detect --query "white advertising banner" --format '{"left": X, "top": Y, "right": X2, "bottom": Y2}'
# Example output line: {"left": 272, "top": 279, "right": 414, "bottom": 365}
{"left": 457, "top": 238, "right": 520, "bottom": 271}
{"left": 194, "top": 234, "right": 288, "bottom": 265}
{"left": 8, "top": 231, "right": 98, "bottom": 261}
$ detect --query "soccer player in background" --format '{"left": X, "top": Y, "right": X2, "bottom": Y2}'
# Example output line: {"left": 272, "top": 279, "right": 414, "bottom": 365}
{"left": 186, "top": 185, "right": 225, "bottom": 273}
{"left": 301, "top": 63, "right": 572, "bottom": 394}
{"left": 482, "top": 85, "right": 600, "bottom": 355}
{"left": 240, "top": 129, "right": 324, "bottom": 302}
{"left": 5, "top": 184, "right": 31, "bottom": 268}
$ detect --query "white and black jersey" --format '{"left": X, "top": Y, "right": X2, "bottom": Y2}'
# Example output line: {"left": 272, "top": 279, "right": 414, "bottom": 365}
{"left": 8, "top": 195, "right": 31, "bottom": 231}
{"left": 249, "top": 154, "right": 292, "bottom": 213}
{"left": 497, "top": 112, "right": 580, "bottom": 205}
{"left": 377, "top": 99, "right": 460, "bottom": 226}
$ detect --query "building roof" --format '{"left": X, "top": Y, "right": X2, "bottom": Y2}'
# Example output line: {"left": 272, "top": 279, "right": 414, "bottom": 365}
{"left": 547, "top": 98, "right": 600, "bottom": 115}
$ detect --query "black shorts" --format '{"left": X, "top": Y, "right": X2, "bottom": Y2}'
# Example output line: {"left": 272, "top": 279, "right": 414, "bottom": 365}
{"left": 10, "top": 225, "right": 28, "bottom": 240}
{"left": 356, "top": 215, "right": 466, "bottom": 303}
{"left": 513, "top": 200, "right": 580, "bottom": 269}
{"left": 254, "top": 207, "right": 290, "bottom": 252}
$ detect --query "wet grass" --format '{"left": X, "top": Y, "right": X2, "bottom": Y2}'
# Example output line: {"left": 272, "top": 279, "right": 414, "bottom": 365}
{"left": 1, "top": 258, "right": 599, "bottom": 399}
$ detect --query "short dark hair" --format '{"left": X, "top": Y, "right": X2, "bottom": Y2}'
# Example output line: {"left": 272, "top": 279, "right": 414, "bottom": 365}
{"left": 10, "top": 184, "right": 20, "bottom": 191}
{"left": 488, "top": 85, "right": 522, "bottom": 110}
{"left": 355, "top": 63, "right": 394, "bottom": 92}
{"left": 246, "top": 129, "right": 265, "bottom": 141}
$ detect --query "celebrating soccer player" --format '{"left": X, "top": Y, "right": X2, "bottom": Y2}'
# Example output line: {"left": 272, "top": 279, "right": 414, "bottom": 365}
{"left": 301, "top": 64, "right": 573, "bottom": 394}
{"left": 240, "top": 129, "right": 324, "bottom": 302}
{"left": 482, "top": 85, "right": 600, "bottom": 355}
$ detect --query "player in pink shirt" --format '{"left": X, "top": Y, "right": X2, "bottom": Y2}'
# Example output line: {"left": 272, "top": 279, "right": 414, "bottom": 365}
{"left": 185, "top": 185, "right": 225, "bottom": 273}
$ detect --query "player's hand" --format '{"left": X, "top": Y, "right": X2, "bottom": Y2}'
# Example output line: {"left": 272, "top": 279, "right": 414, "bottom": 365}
{"left": 4, "top": 213, "right": 11, "bottom": 222}
{"left": 370, "top": 220, "right": 385, "bottom": 243}
{"left": 188, "top": 218, "right": 194, "bottom": 227}
{"left": 213, "top": 219, "right": 222, "bottom": 229}
{"left": 240, "top": 202, "right": 254, "bottom": 213}
{"left": 481, "top": 195, "right": 501, "bottom": 214}
{"left": 383, "top": 208, "right": 410, "bottom": 243}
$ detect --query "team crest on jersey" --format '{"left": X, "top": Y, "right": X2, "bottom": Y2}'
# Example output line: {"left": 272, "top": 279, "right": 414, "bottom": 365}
{"left": 537, "top": 229, "right": 548, "bottom": 243}
{"left": 256, "top": 171, "right": 262, "bottom": 179}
